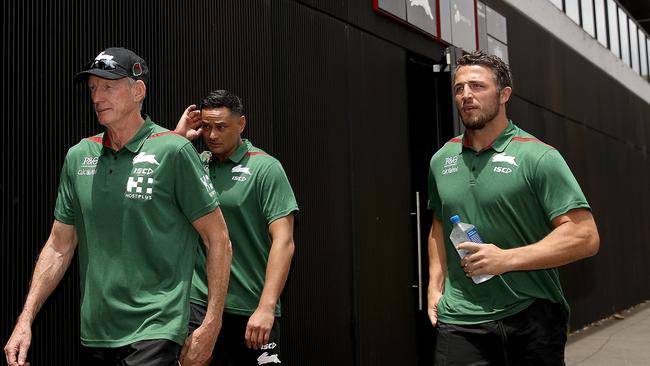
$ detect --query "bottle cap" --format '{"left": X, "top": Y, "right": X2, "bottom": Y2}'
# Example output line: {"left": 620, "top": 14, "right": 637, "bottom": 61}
{"left": 450, "top": 215, "right": 460, "bottom": 224}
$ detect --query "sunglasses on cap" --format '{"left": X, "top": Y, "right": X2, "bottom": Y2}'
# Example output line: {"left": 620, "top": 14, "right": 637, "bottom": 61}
{"left": 85, "top": 59, "right": 144, "bottom": 77}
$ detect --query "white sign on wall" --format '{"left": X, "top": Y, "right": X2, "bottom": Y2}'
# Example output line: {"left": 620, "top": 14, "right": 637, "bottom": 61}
{"left": 375, "top": 0, "right": 479, "bottom": 51}
{"left": 406, "top": 0, "right": 437, "bottom": 36}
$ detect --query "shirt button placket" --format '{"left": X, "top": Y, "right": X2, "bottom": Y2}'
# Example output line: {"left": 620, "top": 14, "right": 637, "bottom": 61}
{"left": 468, "top": 152, "right": 477, "bottom": 185}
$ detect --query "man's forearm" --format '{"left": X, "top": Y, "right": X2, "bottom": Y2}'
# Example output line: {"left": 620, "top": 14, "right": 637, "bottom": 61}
{"left": 194, "top": 208, "right": 232, "bottom": 331}
{"left": 19, "top": 221, "right": 77, "bottom": 324}
{"left": 257, "top": 239, "right": 294, "bottom": 311}
{"left": 506, "top": 209, "right": 599, "bottom": 272}
{"left": 203, "top": 235, "right": 232, "bottom": 328}
{"left": 428, "top": 217, "right": 447, "bottom": 295}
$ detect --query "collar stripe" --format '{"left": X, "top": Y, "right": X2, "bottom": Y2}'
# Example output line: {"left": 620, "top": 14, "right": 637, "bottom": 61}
{"left": 511, "top": 137, "right": 553, "bottom": 148}
{"left": 245, "top": 152, "right": 268, "bottom": 156}
{"left": 149, "top": 131, "right": 178, "bottom": 139}
{"left": 86, "top": 135, "right": 111, "bottom": 147}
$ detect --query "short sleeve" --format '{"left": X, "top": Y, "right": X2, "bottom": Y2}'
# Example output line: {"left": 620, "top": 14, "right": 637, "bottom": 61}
{"left": 174, "top": 143, "right": 219, "bottom": 223}
{"left": 427, "top": 157, "right": 442, "bottom": 220}
{"left": 54, "top": 152, "right": 76, "bottom": 224}
{"left": 533, "top": 149, "right": 590, "bottom": 221}
{"left": 258, "top": 161, "right": 299, "bottom": 224}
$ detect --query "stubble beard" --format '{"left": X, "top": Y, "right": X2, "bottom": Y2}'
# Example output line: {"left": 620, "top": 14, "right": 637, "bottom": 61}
{"left": 458, "top": 94, "right": 500, "bottom": 130}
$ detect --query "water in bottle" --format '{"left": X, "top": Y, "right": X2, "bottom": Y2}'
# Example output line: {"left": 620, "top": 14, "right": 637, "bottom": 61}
{"left": 449, "top": 215, "right": 494, "bottom": 284}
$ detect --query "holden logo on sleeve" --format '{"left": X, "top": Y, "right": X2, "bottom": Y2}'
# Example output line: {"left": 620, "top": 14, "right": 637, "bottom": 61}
{"left": 200, "top": 174, "right": 217, "bottom": 197}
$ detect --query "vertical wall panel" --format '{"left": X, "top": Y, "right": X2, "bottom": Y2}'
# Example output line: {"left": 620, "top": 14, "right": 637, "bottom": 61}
{"left": 271, "top": 2, "right": 357, "bottom": 364}
{"left": 347, "top": 31, "right": 419, "bottom": 366}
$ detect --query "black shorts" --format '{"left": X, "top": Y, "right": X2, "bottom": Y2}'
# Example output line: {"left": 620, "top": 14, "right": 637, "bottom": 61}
{"left": 434, "top": 299, "right": 568, "bottom": 366}
{"left": 188, "top": 302, "right": 282, "bottom": 366}
{"left": 80, "top": 339, "right": 180, "bottom": 366}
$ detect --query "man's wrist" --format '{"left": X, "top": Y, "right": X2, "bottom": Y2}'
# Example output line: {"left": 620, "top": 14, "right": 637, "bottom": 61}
{"left": 196, "top": 321, "right": 220, "bottom": 339}
{"left": 17, "top": 309, "right": 35, "bottom": 325}
{"left": 256, "top": 299, "right": 277, "bottom": 313}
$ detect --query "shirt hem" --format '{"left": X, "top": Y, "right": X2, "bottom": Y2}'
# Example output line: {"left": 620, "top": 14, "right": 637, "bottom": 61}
{"left": 187, "top": 201, "right": 219, "bottom": 223}
{"left": 438, "top": 298, "right": 536, "bottom": 325}
{"left": 80, "top": 332, "right": 184, "bottom": 348}
{"left": 548, "top": 202, "right": 591, "bottom": 222}
{"left": 53, "top": 212, "right": 74, "bottom": 225}
{"left": 267, "top": 207, "right": 299, "bottom": 225}
{"left": 189, "top": 300, "right": 282, "bottom": 317}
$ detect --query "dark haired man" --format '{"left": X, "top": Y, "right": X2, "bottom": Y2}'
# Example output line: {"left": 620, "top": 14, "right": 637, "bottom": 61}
{"left": 4, "top": 47, "right": 231, "bottom": 366}
{"left": 427, "top": 50, "right": 600, "bottom": 365}
{"left": 176, "top": 90, "right": 298, "bottom": 365}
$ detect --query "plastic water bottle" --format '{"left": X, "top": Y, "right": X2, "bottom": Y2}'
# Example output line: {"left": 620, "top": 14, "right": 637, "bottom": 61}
{"left": 449, "top": 215, "right": 494, "bottom": 284}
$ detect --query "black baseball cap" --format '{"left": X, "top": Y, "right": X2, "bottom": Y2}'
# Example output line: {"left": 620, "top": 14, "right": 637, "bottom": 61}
{"left": 74, "top": 47, "right": 149, "bottom": 84}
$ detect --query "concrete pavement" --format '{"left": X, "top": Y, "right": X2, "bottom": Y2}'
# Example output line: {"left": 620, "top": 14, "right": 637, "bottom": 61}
{"left": 565, "top": 300, "right": 650, "bottom": 365}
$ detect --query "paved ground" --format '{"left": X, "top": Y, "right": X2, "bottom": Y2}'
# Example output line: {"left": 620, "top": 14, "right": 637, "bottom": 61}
{"left": 565, "top": 300, "right": 650, "bottom": 365}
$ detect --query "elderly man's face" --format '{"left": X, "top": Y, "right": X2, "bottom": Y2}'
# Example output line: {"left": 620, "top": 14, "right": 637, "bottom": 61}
{"left": 88, "top": 75, "right": 142, "bottom": 127}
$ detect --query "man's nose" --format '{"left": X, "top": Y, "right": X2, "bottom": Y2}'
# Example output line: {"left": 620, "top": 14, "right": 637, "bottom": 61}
{"left": 91, "top": 90, "right": 103, "bottom": 104}
{"left": 461, "top": 86, "right": 473, "bottom": 100}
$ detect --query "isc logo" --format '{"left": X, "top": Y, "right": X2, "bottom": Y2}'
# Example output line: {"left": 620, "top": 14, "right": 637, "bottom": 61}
{"left": 493, "top": 166, "right": 512, "bottom": 174}
{"left": 261, "top": 342, "right": 277, "bottom": 350}
{"left": 132, "top": 167, "right": 154, "bottom": 175}
{"left": 232, "top": 176, "right": 247, "bottom": 182}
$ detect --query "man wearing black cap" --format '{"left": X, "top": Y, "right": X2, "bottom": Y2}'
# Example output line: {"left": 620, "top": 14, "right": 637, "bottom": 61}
{"left": 3, "top": 47, "right": 232, "bottom": 366}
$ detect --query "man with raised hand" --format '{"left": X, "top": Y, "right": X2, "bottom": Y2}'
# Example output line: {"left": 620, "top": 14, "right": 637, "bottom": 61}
{"left": 176, "top": 90, "right": 298, "bottom": 365}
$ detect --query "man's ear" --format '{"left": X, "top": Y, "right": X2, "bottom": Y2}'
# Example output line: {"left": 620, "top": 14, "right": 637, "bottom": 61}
{"left": 499, "top": 86, "right": 512, "bottom": 104}
{"left": 238, "top": 115, "right": 247, "bottom": 134}
{"left": 133, "top": 80, "right": 146, "bottom": 103}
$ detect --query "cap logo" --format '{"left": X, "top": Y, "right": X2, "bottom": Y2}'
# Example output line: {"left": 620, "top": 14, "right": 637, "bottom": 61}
{"left": 91, "top": 51, "right": 118, "bottom": 70}
{"left": 132, "top": 62, "right": 143, "bottom": 77}
{"left": 95, "top": 51, "right": 114, "bottom": 62}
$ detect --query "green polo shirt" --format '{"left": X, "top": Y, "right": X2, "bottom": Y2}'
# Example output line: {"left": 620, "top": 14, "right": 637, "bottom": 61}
{"left": 54, "top": 116, "right": 218, "bottom": 347}
{"left": 427, "top": 120, "right": 590, "bottom": 325}
{"left": 190, "top": 140, "right": 298, "bottom": 317}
